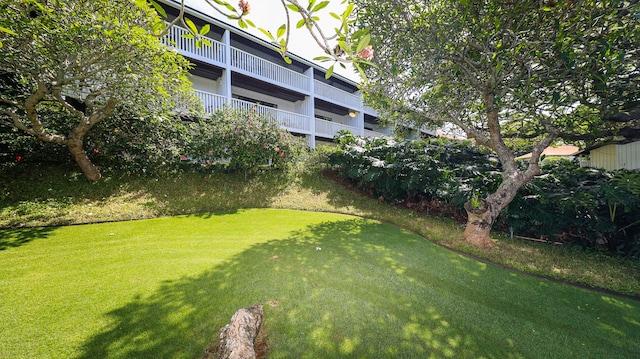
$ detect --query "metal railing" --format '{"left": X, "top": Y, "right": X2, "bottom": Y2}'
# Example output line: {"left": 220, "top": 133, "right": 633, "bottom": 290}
{"left": 230, "top": 48, "right": 309, "bottom": 92}
{"left": 314, "top": 80, "right": 361, "bottom": 109}
{"left": 230, "top": 98, "right": 312, "bottom": 133}
{"left": 315, "top": 119, "right": 362, "bottom": 138}
{"left": 196, "top": 91, "right": 228, "bottom": 113}
{"left": 162, "top": 24, "right": 226, "bottom": 65}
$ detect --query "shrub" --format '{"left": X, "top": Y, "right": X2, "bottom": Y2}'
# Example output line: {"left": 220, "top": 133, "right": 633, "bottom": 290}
{"left": 329, "top": 134, "right": 640, "bottom": 257}
{"left": 186, "top": 108, "right": 306, "bottom": 173}
{"left": 87, "top": 112, "right": 191, "bottom": 175}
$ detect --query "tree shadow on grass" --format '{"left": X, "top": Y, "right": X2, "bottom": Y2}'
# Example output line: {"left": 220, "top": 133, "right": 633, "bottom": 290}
{"left": 0, "top": 226, "right": 57, "bottom": 250}
{"left": 75, "top": 216, "right": 640, "bottom": 359}
{"left": 1, "top": 164, "right": 293, "bottom": 227}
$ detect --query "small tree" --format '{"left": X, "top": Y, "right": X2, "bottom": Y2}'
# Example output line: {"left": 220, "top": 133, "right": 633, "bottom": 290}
{"left": 0, "top": 0, "right": 197, "bottom": 180}
{"left": 357, "top": 0, "right": 640, "bottom": 246}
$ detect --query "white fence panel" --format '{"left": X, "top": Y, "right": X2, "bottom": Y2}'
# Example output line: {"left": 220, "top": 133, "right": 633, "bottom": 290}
{"left": 230, "top": 48, "right": 309, "bottom": 92}
{"left": 230, "top": 99, "right": 311, "bottom": 133}
{"left": 314, "top": 80, "right": 361, "bottom": 109}
{"left": 163, "top": 24, "right": 226, "bottom": 65}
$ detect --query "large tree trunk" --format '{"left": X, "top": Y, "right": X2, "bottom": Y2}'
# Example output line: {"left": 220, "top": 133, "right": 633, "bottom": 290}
{"left": 463, "top": 199, "right": 496, "bottom": 247}
{"left": 463, "top": 172, "right": 533, "bottom": 247}
{"left": 67, "top": 137, "right": 101, "bottom": 181}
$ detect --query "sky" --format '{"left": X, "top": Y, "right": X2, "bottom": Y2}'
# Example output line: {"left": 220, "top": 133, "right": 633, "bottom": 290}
{"left": 186, "top": 0, "right": 360, "bottom": 81}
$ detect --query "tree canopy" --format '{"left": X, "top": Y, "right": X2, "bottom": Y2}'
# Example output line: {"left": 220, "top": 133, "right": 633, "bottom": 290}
{"left": 356, "top": 0, "right": 640, "bottom": 245}
{"left": 0, "top": 0, "right": 197, "bottom": 180}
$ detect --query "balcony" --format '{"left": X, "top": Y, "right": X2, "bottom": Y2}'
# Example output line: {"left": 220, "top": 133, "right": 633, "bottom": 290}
{"left": 230, "top": 98, "right": 312, "bottom": 134}
{"left": 163, "top": 24, "right": 226, "bottom": 66}
{"left": 316, "top": 119, "right": 362, "bottom": 138}
{"left": 194, "top": 91, "right": 312, "bottom": 134}
{"left": 230, "top": 48, "right": 310, "bottom": 93}
{"left": 314, "top": 80, "right": 361, "bottom": 109}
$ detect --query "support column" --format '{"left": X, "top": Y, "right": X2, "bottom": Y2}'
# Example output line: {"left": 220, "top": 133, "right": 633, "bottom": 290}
{"left": 355, "top": 90, "right": 365, "bottom": 136}
{"left": 222, "top": 30, "right": 232, "bottom": 105}
{"left": 305, "top": 67, "right": 316, "bottom": 148}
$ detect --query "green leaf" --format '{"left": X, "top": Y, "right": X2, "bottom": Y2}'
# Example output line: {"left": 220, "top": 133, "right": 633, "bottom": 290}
{"left": 329, "top": 12, "right": 341, "bottom": 21}
{"left": 199, "top": 24, "right": 210, "bottom": 36}
{"left": 214, "top": 0, "right": 237, "bottom": 12}
{"left": 296, "top": 19, "right": 307, "bottom": 29}
{"left": 313, "top": 55, "right": 333, "bottom": 62}
{"left": 238, "top": 19, "right": 247, "bottom": 29}
{"left": 343, "top": 3, "right": 355, "bottom": 19}
{"left": 338, "top": 40, "right": 351, "bottom": 55}
{"left": 495, "top": 60, "right": 503, "bottom": 76}
{"left": 182, "top": 33, "right": 195, "bottom": 39}
{"left": 351, "top": 29, "right": 368, "bottom": 40}
{"left": 245, "top": 19, "right": 255, "bottom": 28}
{"left": 276, "top": 24, "right": 286, "bottom": 38}
{"left": 356, "top": 34, "right": 371, "bottom": 53}
{"left": 325, "top": 64, "right": 335, "bottom": 79}
{"left": 149, "top": 0, "right": 167, "bottom": 18}
{"left": 312, "top": 1, "right": 330, "bottom": 12}
{"left": 286, "top": 4, "right": 300, "bottom": 12}
{"left": 258, "top": 28, "right": 275, "bottom": 41}
{"left": 185, "top": 17, "right": 198, "bottom": 35}
{"left": 0, "top": 26, "right": 17, "bottom": 36}
{"left": 307, "top": 0, "right": 316, "bottom": 11}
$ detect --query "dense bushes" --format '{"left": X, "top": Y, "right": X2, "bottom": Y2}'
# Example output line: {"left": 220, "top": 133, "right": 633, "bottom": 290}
{"left": 185, "top": 108, "right": 306, "bottom": 173}
{"left": 507, "top": 161, "right": 640, "bottom": 256}
{"left": 1, "top": 107, "right": 305, "bottom": 175}
{"left": 329, "top": 134, "right": 640, "bottom": 257}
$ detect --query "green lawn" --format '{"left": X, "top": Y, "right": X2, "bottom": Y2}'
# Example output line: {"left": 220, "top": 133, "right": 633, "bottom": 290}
{"left": 1, "top": 209, "right": 639, "bottom": 358}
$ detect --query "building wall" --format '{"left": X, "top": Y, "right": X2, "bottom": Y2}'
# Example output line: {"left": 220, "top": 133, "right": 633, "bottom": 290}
{"left": 158, "top": 0, "right": 397, "bottom": 147}
{"left": 617, "top": 141, "right": 640, "bottom": 170}
{"left": 591, "top": 145, "right": 618, "bottom": 170}
{"left": 190, "top": 75, "right": 223, "bottom": 95}
{"left": 314, "top": 109, "right": 353, "bottom": 126}
{"left": 590, "top": 141, "right": 640, "bottom": 170}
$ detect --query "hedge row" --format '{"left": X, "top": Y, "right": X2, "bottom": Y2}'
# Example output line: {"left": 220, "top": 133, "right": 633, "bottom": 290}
{"left": 329, "top": 134, "right": 640, "bottom": 257}
{"left": 1, "top": 106, "right": 306, "bottom": 175}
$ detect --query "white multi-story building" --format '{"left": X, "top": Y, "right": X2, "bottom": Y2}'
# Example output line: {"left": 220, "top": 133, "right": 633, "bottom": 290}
{"left": 159, "top": 0, "right": 434, "bottom": 147}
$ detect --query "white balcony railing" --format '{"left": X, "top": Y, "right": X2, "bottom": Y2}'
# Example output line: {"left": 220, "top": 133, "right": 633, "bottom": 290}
{"left": 315, "top": 119, "right": 362, "bottom": 138}
{"left": 231, "top": 98, "right": 312, "bottom": 133}
{"left": 163, "top": 24, "right": 226, "bottom": 65}
{"left": 230, "top": 48, "right": 309, "bottom": 92}
{"left": 314, "top": 80, "right": 361, "bottom": 109}
{"left": 196, "top": 91, "right": 228, "bottom": 113}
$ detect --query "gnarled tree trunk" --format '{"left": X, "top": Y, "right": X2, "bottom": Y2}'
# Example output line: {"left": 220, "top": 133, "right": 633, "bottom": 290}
{"left": 67, "top": 138, "right": 101, "bottom": 181}
{"left": 463, "top": 171, "right": 537, "bottom": 247}
{"left": 463, "top": 199, "right": 496, "bottom": 247}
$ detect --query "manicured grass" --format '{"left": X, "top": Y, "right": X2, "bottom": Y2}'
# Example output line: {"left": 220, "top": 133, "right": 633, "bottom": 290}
{"left": 1, "top": 209, "right": 639, "bottom": 358}
{"left": 2, "top": 163, "right": 640, "bottom": 296}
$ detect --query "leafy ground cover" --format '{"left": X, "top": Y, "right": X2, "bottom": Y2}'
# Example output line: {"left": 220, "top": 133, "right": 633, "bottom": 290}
{"left": 1, "top": 209, "right": 639, "bottom": 358}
